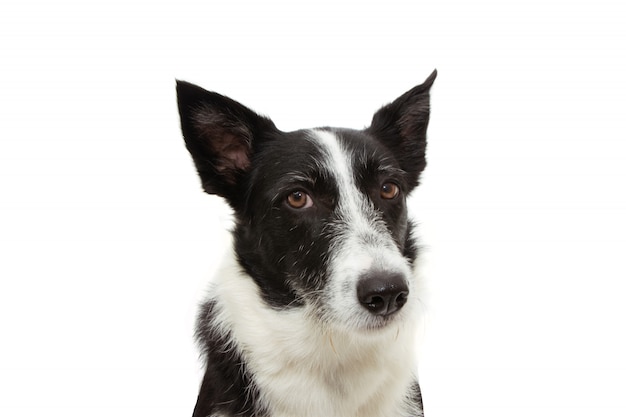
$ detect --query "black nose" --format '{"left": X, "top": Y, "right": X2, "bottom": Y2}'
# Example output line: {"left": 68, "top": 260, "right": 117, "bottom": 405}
{"left": 357, "top": 273, "right": 409, "bottom": 316}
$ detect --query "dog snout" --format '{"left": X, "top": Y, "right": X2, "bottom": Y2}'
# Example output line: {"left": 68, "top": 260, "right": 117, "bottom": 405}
{"left": 357, "top": 272, "right": 409, "bottom": 316}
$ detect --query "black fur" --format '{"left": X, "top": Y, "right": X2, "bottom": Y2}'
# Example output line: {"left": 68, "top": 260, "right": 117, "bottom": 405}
{"left": 193, "top": 301, "right": 265, "bottom": 417}
{"left": 176, "top": 70, "right": 436, "bottom": 417}
{"left": 368, "top": 69, "right": 436, "bottom": 189}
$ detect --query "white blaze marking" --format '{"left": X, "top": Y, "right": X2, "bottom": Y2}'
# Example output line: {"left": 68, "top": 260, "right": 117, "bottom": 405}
{"left": 308, "top": 129, "right": 413, "bottom": 330}
{"left": 309, "top": 129, "right": 376, "bottom": 235}
{"left": 308, "top": 129, "right": 396, "bottom": 246}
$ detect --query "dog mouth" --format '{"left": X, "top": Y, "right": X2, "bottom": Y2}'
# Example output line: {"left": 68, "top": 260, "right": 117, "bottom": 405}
{"left": 316, "top": 297, "right": 407, "bottom": 333}
{"left": 360, "top": 307, "right": 407, "bottom": 330}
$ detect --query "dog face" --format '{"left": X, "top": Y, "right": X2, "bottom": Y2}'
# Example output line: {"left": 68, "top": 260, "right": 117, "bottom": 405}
{"left": 177, "top": 72, "right": 435, "bottom": 332}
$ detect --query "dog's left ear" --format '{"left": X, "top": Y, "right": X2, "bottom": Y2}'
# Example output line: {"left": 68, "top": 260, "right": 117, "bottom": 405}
{"left": 367, "top": 69, "right": 437, "bottom": 189}
{"left": 176, "top": 81, "right": 278, "bottom": 204}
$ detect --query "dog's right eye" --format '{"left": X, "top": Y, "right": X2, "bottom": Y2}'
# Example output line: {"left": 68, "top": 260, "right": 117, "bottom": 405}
{"left": 286, "top": 190, "right": 313, "bottom": 209}
{"left": 380, "top": 182, "right": 400, "bottom": 200}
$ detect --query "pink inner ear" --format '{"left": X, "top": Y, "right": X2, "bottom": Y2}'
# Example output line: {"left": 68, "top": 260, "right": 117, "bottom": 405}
{"left": 223, "top": 143, "right": 251, "bottom": 171}
{"left": 194, "top": 112, "right": 253, "bottom": 180}
{"left": 213, "top": 132, "right": 251, "bottom": 173}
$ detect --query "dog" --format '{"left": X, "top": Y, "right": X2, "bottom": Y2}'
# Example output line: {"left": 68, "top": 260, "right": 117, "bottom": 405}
{"left": 176, "top": 70, "right": 436, "bottom": 417}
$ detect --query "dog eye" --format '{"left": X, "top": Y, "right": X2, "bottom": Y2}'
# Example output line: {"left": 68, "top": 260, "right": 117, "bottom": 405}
{"left": 286, "top": 190, "right": 313, "bottom": 209}
{"left": 380, "top": 182, "right": 400, "bottom": 200}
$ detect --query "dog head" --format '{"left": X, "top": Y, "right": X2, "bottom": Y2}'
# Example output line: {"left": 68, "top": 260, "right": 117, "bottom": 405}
{"left": 177, "top": 71, "right": 436, "bottom": 332}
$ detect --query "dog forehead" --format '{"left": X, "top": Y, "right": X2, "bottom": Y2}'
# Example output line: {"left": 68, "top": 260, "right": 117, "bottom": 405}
{"left": 306, "top": 129, "right": 353, "bottom": 177}
{"left": 305, "top": 128, "right": 398, "bottom": 182}
{"left": 254, "top": 130, "right": 322, "bottom": 168}
{"left": 251, "top": 130, "right": 327, "bottom": 178}
{"left": 248, "top": 128, "right": 399, "bottom": 207}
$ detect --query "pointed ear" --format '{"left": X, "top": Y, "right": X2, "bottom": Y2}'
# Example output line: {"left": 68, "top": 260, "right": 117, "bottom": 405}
{"left": 176, "top": 81, "right": 277, "bottom": 201}
{"left": 367, "top": 69, "right": 437, "bottom": 189}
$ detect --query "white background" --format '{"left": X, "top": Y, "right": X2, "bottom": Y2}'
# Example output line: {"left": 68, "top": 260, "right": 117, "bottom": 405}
{"left": 1, "top": 0, "right": 625, "bottom": 416}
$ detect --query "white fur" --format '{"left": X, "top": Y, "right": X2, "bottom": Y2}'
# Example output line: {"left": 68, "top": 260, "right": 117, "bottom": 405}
{"left": 209, "top": 251, "right": 422, "bottom": 417}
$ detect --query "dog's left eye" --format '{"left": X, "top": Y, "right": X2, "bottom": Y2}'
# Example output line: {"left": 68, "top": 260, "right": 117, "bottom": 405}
{"left": 286, "top": 190, "right": 313, "bottom": 209}
{"left": 380, "top": 182, "right": 400, "bottom": 200}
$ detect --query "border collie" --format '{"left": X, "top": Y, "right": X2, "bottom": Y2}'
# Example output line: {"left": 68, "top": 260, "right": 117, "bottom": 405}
{"left": 176, "top": 70, "right": 436, "bottom": 417}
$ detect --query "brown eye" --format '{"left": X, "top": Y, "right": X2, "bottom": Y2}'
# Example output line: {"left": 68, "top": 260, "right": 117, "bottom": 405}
{"left": 286, "top": 190, "right": 313, "bottom": 209}
{"left": 380, "top": 182, "right": 400, "bottom": 200}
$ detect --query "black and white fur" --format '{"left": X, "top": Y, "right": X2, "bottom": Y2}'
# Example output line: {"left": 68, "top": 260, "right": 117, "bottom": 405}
{"left": 176, "top": 70, "right": 436, "bottom": 417}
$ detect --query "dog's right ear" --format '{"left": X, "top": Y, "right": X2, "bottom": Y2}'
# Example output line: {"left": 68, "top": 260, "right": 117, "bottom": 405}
{"left": 176, "top": 81, "right": 277, "bottom": 201}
